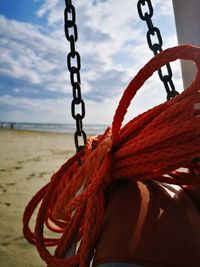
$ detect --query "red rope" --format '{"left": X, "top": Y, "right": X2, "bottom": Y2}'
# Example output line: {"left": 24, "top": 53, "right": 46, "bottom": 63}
{"left": 23, "top": 44, "right": 200, "bottom": 267}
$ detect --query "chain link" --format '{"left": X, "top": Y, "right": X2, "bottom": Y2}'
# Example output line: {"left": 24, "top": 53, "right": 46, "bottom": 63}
{"left": 64, "top": 0, "right": 178, "bottom": 152}
{"left": 64, "top": 0, "right": 87, "bottom": 152}
{"left": 137, "top": 0, "right": 179, "bottom": 100}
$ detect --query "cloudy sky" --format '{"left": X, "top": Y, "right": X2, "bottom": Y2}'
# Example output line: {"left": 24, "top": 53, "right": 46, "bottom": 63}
{"left": 0, "top": 0, "right": 182, "bottom": 125}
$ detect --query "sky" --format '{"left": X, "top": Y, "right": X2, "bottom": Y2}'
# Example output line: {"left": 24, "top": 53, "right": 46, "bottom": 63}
{"left": 0, "top": 0, "right": 183, "bottom": 125}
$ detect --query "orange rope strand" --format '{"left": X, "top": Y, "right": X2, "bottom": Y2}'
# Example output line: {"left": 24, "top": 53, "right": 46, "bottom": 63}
{"left": 23, "top": 44, "right": 200, "bottom": 267}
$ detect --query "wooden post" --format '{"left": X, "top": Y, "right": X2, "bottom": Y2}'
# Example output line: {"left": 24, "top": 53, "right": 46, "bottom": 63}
{"left": 172, "top": 0, "right": 200, "bottom": 88}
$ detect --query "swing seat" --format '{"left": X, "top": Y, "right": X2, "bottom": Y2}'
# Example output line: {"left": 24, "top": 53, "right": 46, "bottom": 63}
{"left": 93, "top": 180, "right": 200, "bottom": 267}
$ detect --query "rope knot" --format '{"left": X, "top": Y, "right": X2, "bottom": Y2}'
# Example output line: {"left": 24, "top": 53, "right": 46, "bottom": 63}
{"left": 52, "top": 127, "right": 113, "bottom": 221}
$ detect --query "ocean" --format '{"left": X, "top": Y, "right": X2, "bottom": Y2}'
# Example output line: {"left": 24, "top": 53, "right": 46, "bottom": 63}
{"left": 0, "top": 122, "right": 107, "bottom": 135}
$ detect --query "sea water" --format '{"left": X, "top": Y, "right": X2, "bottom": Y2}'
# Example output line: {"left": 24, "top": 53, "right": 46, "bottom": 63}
{"left": 0, "top": 122, "right": 107, "bottom": 135}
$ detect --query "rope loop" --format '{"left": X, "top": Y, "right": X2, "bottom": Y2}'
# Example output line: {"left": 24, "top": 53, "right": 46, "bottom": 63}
{"left": 112, "top": 44, "right": 200, "bottom": 146}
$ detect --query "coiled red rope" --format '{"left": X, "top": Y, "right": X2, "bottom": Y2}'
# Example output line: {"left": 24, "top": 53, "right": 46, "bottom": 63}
{"left": 23, "top": 44, "right": 200, "bottom": 267}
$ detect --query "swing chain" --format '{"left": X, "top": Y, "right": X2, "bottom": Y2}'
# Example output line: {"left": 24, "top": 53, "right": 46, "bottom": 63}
{"left": 64, "top": 0, "right": 87, "bottom": 152}
{"left": 137, "top": 0, "right": 179, "bottom": 100}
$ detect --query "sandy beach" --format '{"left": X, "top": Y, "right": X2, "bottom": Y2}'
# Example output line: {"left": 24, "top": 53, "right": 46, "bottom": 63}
{"left": 0, "top": 129, "right": 75, "bottom": 267}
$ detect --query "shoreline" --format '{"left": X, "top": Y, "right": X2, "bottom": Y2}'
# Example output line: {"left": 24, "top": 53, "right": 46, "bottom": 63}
{"left": 0, "top": 122, "right": 107, "bottom": 136}
{"left": 0, "top": 127, "right": 74, "bottom": 136}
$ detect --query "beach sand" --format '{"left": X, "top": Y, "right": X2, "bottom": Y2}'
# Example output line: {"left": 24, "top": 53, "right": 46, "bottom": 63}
{"left": 0, "top": 129, "right": 75, "bottom": 267}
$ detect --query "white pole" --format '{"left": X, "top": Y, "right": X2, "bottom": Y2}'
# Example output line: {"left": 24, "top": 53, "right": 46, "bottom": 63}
{"left": 172, "top": 0, "right": 200, "bottom": 88}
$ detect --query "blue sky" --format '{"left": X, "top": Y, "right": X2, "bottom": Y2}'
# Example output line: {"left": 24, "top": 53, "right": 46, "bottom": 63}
{"left": 0, "top": 0, "right": 181, "bottom": 124}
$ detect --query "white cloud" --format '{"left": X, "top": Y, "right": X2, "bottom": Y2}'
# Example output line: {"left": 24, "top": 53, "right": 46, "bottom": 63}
{"left": 0, "top": 94, "right": 70, "bottom": 123}
{"left": 154, "top": 0, "right": 174, "bottom": 16}
{"left": 36, "top": 0, "right": 61, "bottom": 24}
{"left": 0, "top": 0, "right": 182, "bottom": 125}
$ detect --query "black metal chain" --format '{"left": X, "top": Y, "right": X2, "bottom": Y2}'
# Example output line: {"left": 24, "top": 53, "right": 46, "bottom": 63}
{"left": 64, "top": 0, "right": 87, "bottom": 152}
{"left": 137, "top": 0, "right": 179, "bottom": 100}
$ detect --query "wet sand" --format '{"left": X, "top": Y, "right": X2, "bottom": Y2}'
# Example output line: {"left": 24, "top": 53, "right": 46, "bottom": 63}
{"left": 0, "top": 129, "right": 75, "bottom": 267}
